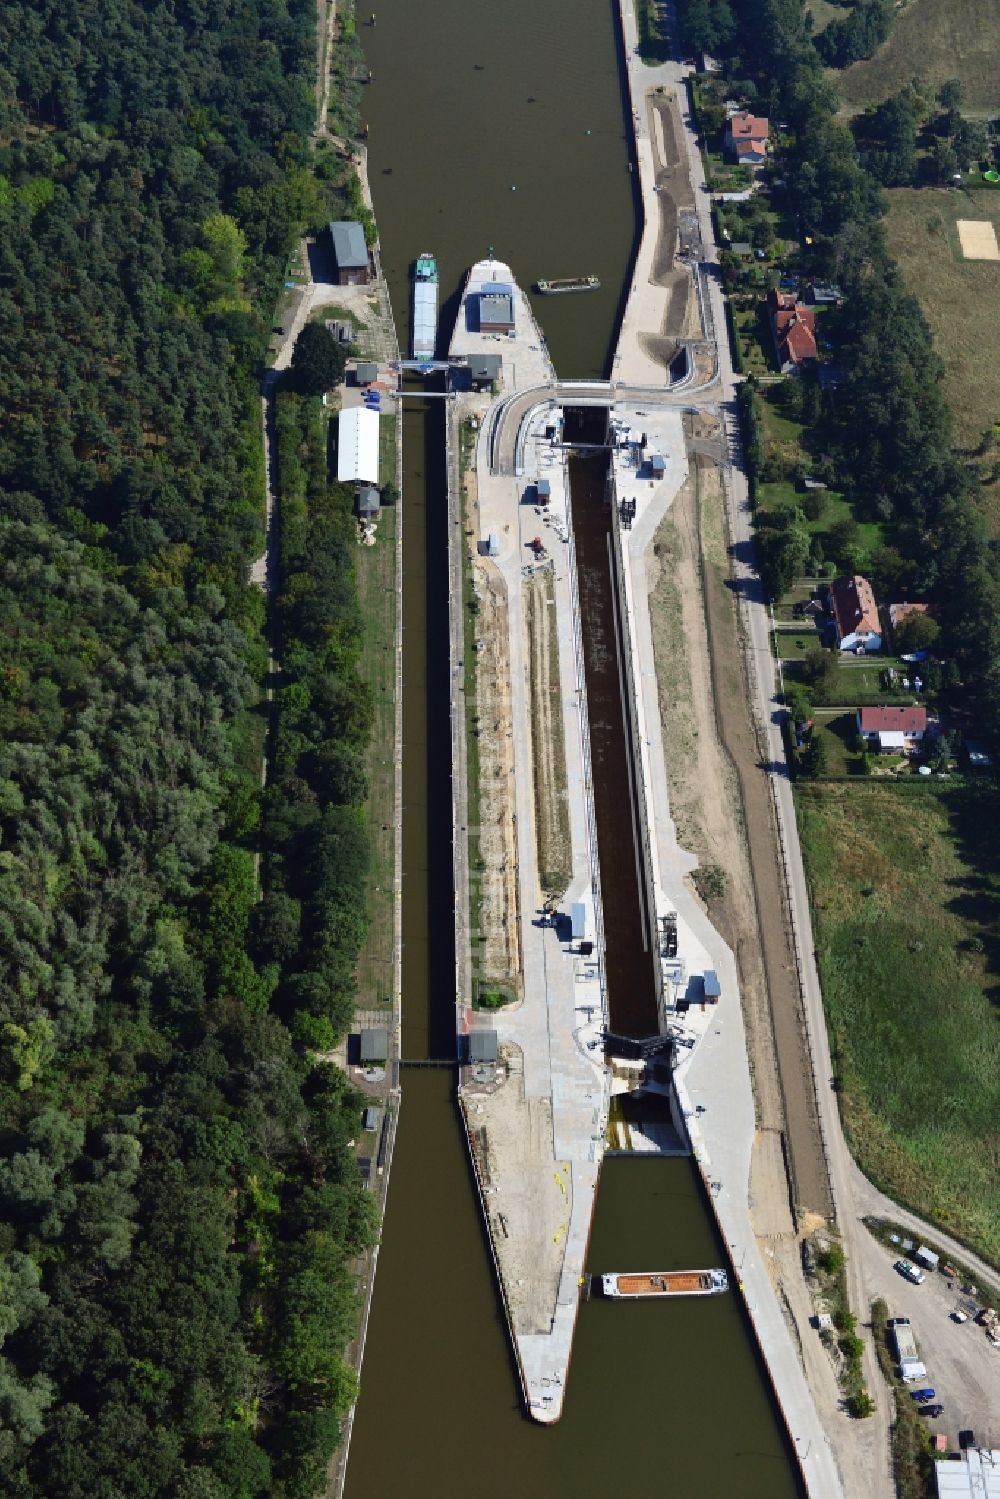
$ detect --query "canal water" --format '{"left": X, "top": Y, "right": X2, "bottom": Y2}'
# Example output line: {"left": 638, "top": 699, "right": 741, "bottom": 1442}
{"left": 567, "top": 437, "right": 661, "bottom": 1038}
{"left": 345, "top": 1, "right": 801, "bottom": 1494}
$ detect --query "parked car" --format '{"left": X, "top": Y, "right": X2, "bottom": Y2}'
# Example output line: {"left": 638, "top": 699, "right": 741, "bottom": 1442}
{"left": 959, "top": 1430, "right": 976, "bottom": 1450}
{"left": 895, "top": 1259, "right": 926, "bottom": 1284}
{"left": 911, "top": 1389, "right": 936, "bottom": 1403}
{"left": 952, "top": 1310, "right": 968, "bottom": 1323}
{"left": 920, "top": 1405, "right": 944, "bottom": 1419}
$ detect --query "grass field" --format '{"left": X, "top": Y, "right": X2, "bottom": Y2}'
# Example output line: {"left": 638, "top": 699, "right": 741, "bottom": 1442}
{"left": 836, "top": 0, "right": 1000, "bottom": 115}
{"left": 796, "top": 780, "right": 1000, "bottom": 1265}
{"left": 811, "top": 710, "right": 867, "bottom": 775}
{"left": 353, "top": 502, "right": 397, "bottom": 1012}
{"left": 805, "top": 0, "right": 846, "bottom": 34}
{"left": 884, "top": 187, "right": 1000, "bottom": 532}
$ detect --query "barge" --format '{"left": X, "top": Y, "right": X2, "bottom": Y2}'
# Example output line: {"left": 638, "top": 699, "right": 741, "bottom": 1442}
{"left": 411, "top": 252, "right": 438, "bottom": 359}
{"left": 601, "top": 1268, "right": 729, "bottom": 1299}
{"left": 534, "top": 275, "right": 600, "bottom": 295}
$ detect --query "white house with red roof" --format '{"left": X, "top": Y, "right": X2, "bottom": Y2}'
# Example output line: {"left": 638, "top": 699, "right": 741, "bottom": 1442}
{"left": 725, "top": 111, "right": 769, "bottom": 165}
{"left": 829, "top": 574, "right": 881, "bottom": 652}
{"left": 857, "top": 706, "right": 927, "bottom": 754}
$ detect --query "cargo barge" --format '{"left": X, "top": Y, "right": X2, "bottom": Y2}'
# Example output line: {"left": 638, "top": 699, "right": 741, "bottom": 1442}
{"left": 411, "top": 252, "right": 438, "bottom": 358}
{"left": 601, "top": 1268, "right": 729, "bottom": 1299}
{"left": 534, "top": 275, "right": 600, "bottom": 295}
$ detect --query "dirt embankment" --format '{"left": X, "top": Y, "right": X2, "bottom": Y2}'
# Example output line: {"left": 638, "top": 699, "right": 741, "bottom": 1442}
{"left": 641, "top": 89, "right": 704, "bottom": 343}
{"left": 472, "top": 559, "right": 521, "bottom": 992}
{"left": 524, "top": 569, "right": 572, "bottom": 895}
{"left": 647, "top": 448, "right": 832, "bottom": 1220}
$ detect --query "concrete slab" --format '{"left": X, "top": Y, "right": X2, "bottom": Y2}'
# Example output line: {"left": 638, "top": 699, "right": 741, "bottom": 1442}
{"left": 451, "top": 269, "right": 609, "bottom": 1423}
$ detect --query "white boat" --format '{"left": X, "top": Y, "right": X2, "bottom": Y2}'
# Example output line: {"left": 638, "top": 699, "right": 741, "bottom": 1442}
{"left": 601, "top": 1268, "right": 729, "bottom": 1299}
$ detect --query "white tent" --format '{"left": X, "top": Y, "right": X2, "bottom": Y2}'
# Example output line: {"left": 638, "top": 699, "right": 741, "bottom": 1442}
{"left": 337, "top": 406, "right": 380, "bottom": 485}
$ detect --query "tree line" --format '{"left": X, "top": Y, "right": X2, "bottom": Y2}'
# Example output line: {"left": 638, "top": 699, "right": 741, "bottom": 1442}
{"left": 0, "top": 0, "right": 379, "bottom": 1492}
{"left": 720, "top": 0, "right": 1000, "bottom": 750}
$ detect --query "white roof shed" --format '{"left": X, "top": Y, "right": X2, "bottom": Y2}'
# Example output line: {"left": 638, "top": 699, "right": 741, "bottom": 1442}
{"left": 337, "top": 406, "right": 380, "bottom": 486}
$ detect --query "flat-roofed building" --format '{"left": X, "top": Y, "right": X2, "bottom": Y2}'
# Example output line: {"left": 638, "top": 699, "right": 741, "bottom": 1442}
{"left": 468, "top": 353, "right": 502, "bottom": 389}
{"left": 337, "top": 406, "right": 380, "bottom": 486}
{"left": 359, "top": 1028, "right": 388, "bottom": 1064}
{"left": 479, "top": 285, "right": 515, "bottom": 333}
{"left": 468, "top": 1030, "right": 498, "bottom": 1064}
{"left": 935, "top": 1450, "right": 1000, "bottom": 1499}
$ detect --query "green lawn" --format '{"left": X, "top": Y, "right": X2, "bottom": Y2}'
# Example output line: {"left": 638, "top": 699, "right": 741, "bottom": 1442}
{"left": 774, "top": 627, "right": 821, "bottom": 659}
{"left": 378, "top": 413, "right": 396, "bottom": 487}
{"left": 796, "top": 781, "right": 1000, "bottom": 1266}
{"left": 353, "top": 496, "right": 397, "bottom": 1012}
{"left": 836, "top": 0, "right": 1000, "bottom": 115}
{"left": 884, "top": 187, "right": 1000, "bottom": 535}
{"left": 811, "top": 710, "right": 867, "bottom": 776}
{"left": 732, "top": 301, "right": 774, "bottom": 376}
{"left": 773, "top": 580, "right": 822, "bottom": 620}
{"left": 806, "top": 0, "right": 848, "bottom": 33}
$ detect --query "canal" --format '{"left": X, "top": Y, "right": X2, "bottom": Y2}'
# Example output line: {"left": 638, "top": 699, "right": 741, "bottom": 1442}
{"left": 345, "top": 0, "right": 801, "bottom": 1494}
{"left": 566, "top": 432, "right": 661, "bottom": 1038}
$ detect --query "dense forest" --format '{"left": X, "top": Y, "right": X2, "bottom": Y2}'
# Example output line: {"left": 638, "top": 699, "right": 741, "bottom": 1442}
{"left": 692, "top": 0, "right": 1000, "bottom": 750}
{"left": 0, "top": 0, "right": 377, "bottom": 1494}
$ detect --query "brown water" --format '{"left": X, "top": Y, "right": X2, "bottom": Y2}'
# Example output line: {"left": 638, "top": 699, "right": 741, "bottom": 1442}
{"left": 568, "top": 440, "right": 661, "bottom": 1037}
{"left": 344, "top": 2, "right": 801, "bottom": 1493}
{"left": 361, "top": 0, "right": 637, "bottom": 376}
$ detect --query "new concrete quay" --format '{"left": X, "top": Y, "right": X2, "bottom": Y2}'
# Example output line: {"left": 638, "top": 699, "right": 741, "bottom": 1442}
{"left": 436, "top": 14, "right": 847, "bottom": 1493}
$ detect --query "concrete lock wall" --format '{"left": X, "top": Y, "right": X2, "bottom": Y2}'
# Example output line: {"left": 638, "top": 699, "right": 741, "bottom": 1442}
{"left": 606, "top": 462, "right": 665, "bottom": 1026}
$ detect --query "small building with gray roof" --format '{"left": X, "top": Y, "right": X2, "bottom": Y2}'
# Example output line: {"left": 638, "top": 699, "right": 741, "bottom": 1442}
{"left": 479, "top": 286, "right": 515, "bottom": 333}
{"left": 359, "top": 1028, "right": 388, "bottom": 1064}
{"left": 329, "top": 221, "right": 370, "bottom": 285}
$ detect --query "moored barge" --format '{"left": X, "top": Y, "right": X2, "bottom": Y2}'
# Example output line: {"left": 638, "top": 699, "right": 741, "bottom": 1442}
{"left": 411, "top": 252, "right": 438, "bottom": 358}
{"left": 601, "top": 1268, "right": 729, "bottom": 1298}
{"left": 534, "top": 274, "right": 600, "bottom": 295}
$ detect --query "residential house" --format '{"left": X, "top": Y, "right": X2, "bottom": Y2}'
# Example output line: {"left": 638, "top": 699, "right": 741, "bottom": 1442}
{"left": 766, "top": 288, "right": 818, "bottom": 373}
{"left": 888, "top": 600, "right": 934, "bottom": 639}
{"left": 857, "top": 706, "right": 927, "bottom": 755}
{"left": 725, "top": 111, "right": 769, "bottom": 165}
{"left": 329, "top": 220, "right": 370, "bottom": 286}
{"left": 830, "top": 574, "right": 881, "bottom": 652}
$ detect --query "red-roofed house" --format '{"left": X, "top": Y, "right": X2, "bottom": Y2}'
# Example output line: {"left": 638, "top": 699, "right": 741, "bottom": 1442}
{"left": 767, "top": 289, "right": 818, "bottom": 373}
{"left": 726, "top": 111, "right": 769, "bottom": 165}
{"left": 857, "top": 706, "right": 927, "bottom": 754}
{"left": 829, "top": 574, "right": 881, "bottom": 652}
{"left": 888, "top": 601, "right": 932, "bottom": 630}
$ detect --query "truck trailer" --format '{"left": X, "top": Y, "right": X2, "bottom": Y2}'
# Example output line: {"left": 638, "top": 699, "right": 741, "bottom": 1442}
{"left": 888, "top": 1317, "right": 928, "bottom": 1382}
